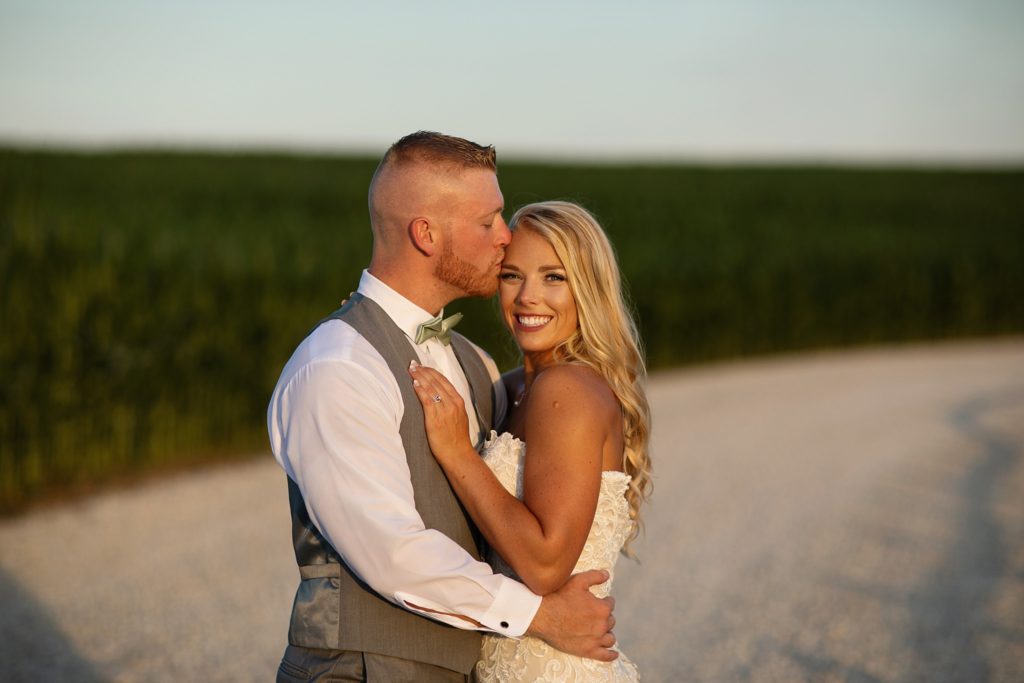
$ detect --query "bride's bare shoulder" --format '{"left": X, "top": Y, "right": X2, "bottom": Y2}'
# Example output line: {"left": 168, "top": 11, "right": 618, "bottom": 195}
{"left": 532, "top": 364, "right": 618, "bottom": 418}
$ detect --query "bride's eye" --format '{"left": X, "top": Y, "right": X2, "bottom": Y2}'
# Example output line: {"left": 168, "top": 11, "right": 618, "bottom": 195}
{"left": 545, "top": 273, "right": 567, "bottom": 282}
{"left": 499, "top": 271, "right": 521, "bottom": 281}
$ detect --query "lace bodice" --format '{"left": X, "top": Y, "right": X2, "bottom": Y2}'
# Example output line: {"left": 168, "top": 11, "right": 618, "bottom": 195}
{"left": 476, "top": 431, "right": 639, "bottom": 682}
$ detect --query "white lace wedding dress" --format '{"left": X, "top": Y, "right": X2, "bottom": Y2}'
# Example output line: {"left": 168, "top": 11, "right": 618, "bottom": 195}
{"left": 475, "top": 431, "right": 640, "bottom": 682}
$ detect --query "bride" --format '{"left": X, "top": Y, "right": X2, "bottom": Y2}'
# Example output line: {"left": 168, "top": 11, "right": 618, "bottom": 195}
{"left": 409, "top": 200, "right": 652, "bottom": 681}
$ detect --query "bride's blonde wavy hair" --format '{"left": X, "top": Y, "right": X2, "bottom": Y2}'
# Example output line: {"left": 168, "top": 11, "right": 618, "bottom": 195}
{"left": 508, "top": 201, "right": 652, "bottom": 554}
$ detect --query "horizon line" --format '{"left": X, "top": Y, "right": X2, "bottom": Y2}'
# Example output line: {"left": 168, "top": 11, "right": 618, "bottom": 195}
{"left": 2, "top": 136, "right": 1023, "bottom": 170}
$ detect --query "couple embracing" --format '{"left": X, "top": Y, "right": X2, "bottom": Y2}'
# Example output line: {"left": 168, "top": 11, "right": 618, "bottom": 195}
{"left": 268, "top": 131, "right": 652, "bottom": 682}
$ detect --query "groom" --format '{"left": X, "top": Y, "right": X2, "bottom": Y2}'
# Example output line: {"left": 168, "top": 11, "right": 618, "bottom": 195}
{"left": 267, "top": 131, "right": 617, "bottom": 682}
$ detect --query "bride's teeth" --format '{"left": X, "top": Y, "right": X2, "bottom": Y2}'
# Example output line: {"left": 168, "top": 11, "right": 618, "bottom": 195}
{"left": 518, "top": 315, "right": 551, "bottom": 327}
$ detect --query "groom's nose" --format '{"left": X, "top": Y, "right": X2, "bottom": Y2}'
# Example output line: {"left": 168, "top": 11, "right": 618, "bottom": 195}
{"left": 494, "top": 215, "right": 511, "bottom": 247}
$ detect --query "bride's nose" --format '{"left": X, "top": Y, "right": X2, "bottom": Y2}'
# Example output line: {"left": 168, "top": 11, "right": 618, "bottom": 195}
{"left": 516, "top": 278, "right": 540, "bottom": 305}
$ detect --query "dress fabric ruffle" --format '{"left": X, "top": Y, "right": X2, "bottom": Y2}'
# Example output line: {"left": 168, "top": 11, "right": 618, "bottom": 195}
{"left": 475, "top": 431, "right": 640, "bottom": 682}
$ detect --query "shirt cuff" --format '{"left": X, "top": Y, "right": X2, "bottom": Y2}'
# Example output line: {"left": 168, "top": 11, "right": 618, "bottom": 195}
{"left": 479, "top": 576, "right": 542, "bottom": 638}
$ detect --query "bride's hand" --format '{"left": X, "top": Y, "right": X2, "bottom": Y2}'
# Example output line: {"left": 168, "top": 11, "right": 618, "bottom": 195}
{"left": 408, "top": 360, "right": 473, "bottom": 464}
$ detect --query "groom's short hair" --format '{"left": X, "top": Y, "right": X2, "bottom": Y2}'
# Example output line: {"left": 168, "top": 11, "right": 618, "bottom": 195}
{"left": 381, "top": 131, "right": 496, "bottom": 173}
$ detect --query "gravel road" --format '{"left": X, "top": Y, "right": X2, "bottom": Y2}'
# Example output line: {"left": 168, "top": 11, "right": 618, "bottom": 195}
{"left": 2, "top": 339, "right": 1022, "bottom": 682}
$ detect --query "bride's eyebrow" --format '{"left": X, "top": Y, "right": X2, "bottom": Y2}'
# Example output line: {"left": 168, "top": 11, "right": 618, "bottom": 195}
{"left": 500, "top": 263, "right": 522, "bottom": 271}
{"left": 538, "top": 265, "right": 565, "bottom": 272}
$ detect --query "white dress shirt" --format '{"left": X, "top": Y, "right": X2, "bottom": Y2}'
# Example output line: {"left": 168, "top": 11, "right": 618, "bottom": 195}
{"left": 267, "top": 270, "right": 540, "bottom": 637}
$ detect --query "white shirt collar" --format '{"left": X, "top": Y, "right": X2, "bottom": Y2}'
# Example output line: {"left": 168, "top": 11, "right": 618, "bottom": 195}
{"left": 356, "top": 270, "right": 444, "bottom": 344}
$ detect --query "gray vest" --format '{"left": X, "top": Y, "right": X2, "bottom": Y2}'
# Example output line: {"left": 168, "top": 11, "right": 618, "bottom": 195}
{"left": 286, "top": 294, "right": 495, "bottom": 674}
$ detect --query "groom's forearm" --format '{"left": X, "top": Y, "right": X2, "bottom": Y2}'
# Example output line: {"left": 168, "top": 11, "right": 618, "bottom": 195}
{"left": 404, "top": 601, "right": 483, "bottom": 628}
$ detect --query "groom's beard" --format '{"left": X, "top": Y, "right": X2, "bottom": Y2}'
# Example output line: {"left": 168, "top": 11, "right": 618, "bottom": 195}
{"left": 435, "top": 241, "right": 500, "bottom": 298}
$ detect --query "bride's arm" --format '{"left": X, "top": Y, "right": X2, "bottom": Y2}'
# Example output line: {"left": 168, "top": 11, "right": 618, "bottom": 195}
{"left": 409, "top": 362, "right": 616, "bottom": 595}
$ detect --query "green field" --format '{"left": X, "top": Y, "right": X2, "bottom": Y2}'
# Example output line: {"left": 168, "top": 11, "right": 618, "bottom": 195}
{"left": 1, "top": 149, "right": 1022, "bottom": 510}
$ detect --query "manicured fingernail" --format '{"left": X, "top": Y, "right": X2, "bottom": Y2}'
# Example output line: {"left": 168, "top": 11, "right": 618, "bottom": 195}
{"left": 413, "top": 379, "right": 420, "bottom": 387}
{"left": 409, "top": 359, "right": 419, "bottom": 371}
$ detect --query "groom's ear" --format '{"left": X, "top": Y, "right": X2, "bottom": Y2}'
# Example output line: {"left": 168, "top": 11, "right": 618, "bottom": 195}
{"left": 410, "top": 217, "right": 438, "bottom": 257}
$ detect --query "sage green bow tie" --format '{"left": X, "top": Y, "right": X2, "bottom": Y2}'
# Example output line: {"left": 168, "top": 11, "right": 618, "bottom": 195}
{"left": 414, "top": 312, "right": 463, "bottom": 346}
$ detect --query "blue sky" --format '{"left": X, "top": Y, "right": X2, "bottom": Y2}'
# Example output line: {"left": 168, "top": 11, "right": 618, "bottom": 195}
{"left": 1, "top": 0, "right": 1022, "bottom": 162}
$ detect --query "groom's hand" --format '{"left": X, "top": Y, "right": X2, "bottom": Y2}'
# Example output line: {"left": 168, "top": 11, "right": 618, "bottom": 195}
{"left": 526, "top": 569, "right": 618, "bottom": 661}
